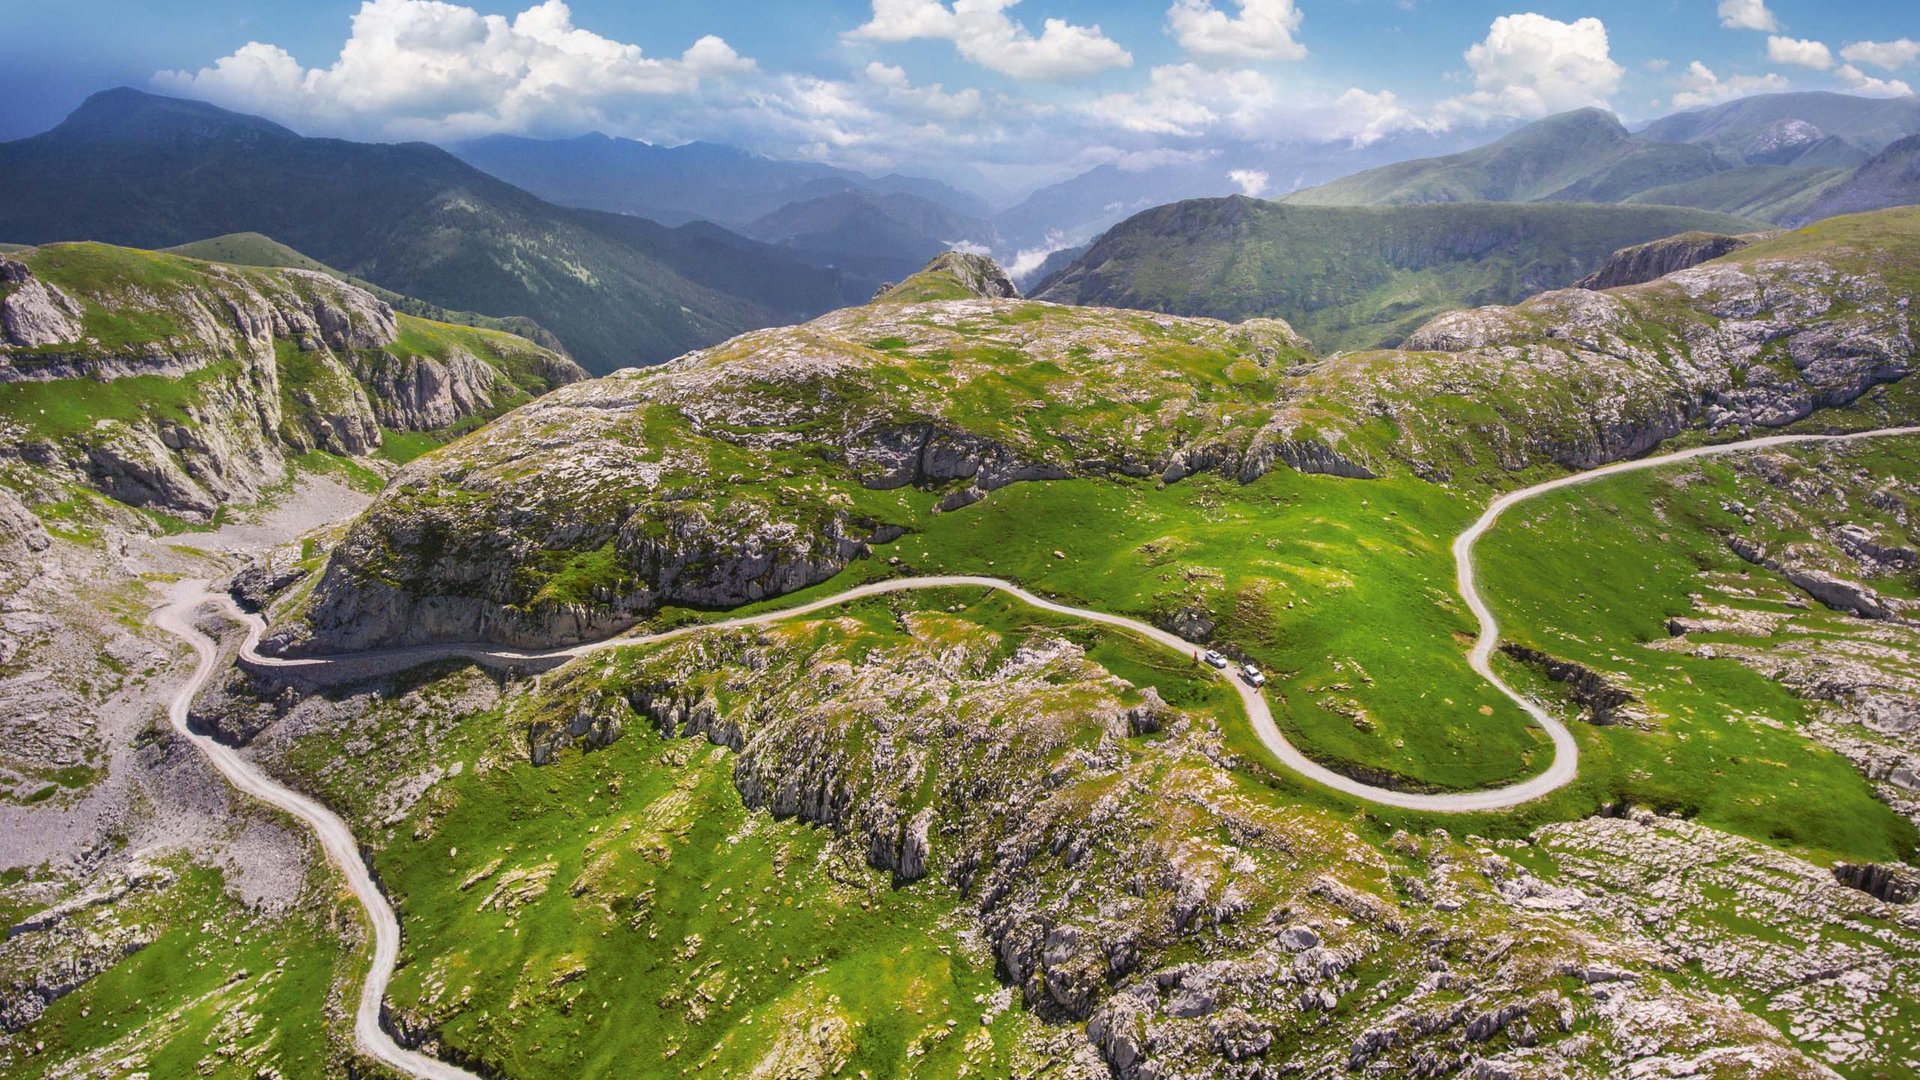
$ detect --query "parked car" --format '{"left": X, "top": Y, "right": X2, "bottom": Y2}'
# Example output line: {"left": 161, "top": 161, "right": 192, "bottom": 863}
{"left": 1202, "top": 650, "right": 1228, "bottom": 669}
{"left": 1241, "top": 662, "right": 1266, "bottom": 687}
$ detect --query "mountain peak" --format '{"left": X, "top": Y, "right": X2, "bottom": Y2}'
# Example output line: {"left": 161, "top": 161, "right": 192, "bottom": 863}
{"left": 874, "top": 251, "right": 1018, "bottom": 303}
{"left": 51, "top": 87, "right": 298, "bottom": 144}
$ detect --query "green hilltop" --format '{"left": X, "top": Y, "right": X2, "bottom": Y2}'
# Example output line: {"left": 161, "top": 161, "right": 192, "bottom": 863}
{"left": 1033, "top": 197, "right": 1758, "bottom": 351}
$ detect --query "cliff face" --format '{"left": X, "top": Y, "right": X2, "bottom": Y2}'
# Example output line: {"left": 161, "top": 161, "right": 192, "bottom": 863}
{"left": 0, "top": 244, "right": 584, "bottom": 518}
{"left": 1574, "top": 231, "right": 1767, "bottom": 290}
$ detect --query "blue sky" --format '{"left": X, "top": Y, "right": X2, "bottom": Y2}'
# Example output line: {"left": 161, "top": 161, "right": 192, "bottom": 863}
{"left": 2, "top": 0, "right": 1914, "bottom": 184}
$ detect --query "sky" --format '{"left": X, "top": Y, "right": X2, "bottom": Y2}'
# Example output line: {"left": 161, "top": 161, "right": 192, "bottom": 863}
{"left": 1, "top": 0, "right": 1915, "bottom": 190}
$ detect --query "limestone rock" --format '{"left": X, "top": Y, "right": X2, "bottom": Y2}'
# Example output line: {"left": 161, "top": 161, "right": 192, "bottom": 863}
{"left": 0, "top": 260, "right": 84, "bottom": 348}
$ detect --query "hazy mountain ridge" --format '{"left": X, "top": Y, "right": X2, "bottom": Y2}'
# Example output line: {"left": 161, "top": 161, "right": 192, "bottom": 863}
{"left": 451, "top": 131, "right": 991, "bottom": 228}
{"left": 0, "top": 89, "right": 860, "bottom": 373}
{"left": 1288, "top": 94, "right": 1920, "bottom": 225}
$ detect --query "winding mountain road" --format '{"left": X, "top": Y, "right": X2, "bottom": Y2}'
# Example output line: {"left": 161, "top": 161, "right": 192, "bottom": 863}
{"left": 151, "top": 423, "right": 1919, "bottom": 1078}
{"left": 153, "top": 581, "right": 484, "bottom": 1080}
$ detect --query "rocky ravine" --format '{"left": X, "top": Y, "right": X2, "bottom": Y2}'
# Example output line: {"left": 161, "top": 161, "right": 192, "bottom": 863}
{"left": 1, "top": 243, "right": 584, "bottom": 518}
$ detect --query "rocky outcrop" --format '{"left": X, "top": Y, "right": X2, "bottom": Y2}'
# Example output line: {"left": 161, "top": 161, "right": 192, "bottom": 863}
{"left": 1369, "top": 247, "right": 1918, "bottom": 475}
{"left": 1499, "top": 644, "right": 1642, "bottom": 725}
{"left": 286, "top": 288, "right": 1317, "bottom": 653}
{"left": 1575, "top": 232, "right": 1764, "bottom": 290}
{"left": 882, "top": 251, "right": 1019, "bottom": 301}
{"left": 1832, "top": 862, "right": 1919, "bottom": 904}
{"left": 527, "top": 691, "right": 628, "bottom": 765}
{"left": 0, "top": 862, "right": 176, "bottom": 1031}
{"left": 351, "top": 349, "right": 499, "bottom": 432}
{"left": 1726, "top": 535, "right": 1898, "bottom": 621}
{"left": 0, "top": 259, "right": 84, "bottom": 348}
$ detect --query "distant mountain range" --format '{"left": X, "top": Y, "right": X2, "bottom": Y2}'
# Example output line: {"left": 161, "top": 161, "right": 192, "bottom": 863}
{"left": 1287, "top": 93, "right": 1920, "bottom": 225}
{"left": 1786, "top": 133, "right": 1920, "bottom": 226}
{"left": 0, "top": 89, "right": 866, "bottom": 373}
{"left": 991, "top": 127, "right": 1507, "bottom": 266}
{"left": 740, "top": 190, "right": 998, "bottom": 286}
{"left": 450, "top": 132, "right": 993, "bottom": 229}
{"left": 1033, "top": 198, "right": 1758, "bottom": 351}
{"left": 450, "top": 132, "right": 1002, "bottom": 287}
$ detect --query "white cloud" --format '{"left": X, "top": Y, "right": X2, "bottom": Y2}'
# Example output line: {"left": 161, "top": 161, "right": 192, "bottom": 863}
{"left": 1669, "top": 59, "right": 1789, "bottom": 109}
{"left": 1766, "top": 36, "right": 1832, "bottom": 70}
{"left": 1328, "top": 87, "right": 1436, "bottom": 147}
{"left": 1084, "top": 62, "right": 1438, "bottom": 149}
{"left": 1841, "top": 38, "right": 1920, "bottom": 71}
{"left": 1837, "top": 63, "right": 1914, "bottom": 98}
{"left": 1166, "top": 0, "right": 1306, "bottom": 63}
{"left": 862, "top": 62, "right": 984, "bottom": 121}
{"left": 1717, "top": 0, "right": 1777, "bottom": 33}
{"left": 154, "top": 0, "right": 753, "bottom": 139}
{"left": 1436, "top": 14, "right": 1624, "bottom": 123}
{"left": 1227, "top": 167, "right": 1270, "bottom": 196}
{"left": 1085, "top": 62, "right": 1273, "bottom": 137}
{"left": 845, "top": 0, "right": 1131, "bottom": 81}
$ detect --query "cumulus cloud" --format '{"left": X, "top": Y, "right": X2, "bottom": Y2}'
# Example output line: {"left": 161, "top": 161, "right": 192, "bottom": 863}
{"left": 1435, "top": 14, "right": 1624, "bottom": 123}
{"left": 1836, "top": 64, "right": 1914, "bottom": 98}
{"left": 1766, "top": 36, "right": 1832, "bottom": 70}
{"left": 1085, "top": 62, "right": 1274, "bottom": 137}
{"left": 862, "top": 61, "right": 984, "bottom": 121}
{"left": 1328, "top": 87, "right": 1436, "bottom": 147}
{"left": 1669, "top": 59, "right": 1789, "bottom": 109}
{"left": 845, "top": 0, "right": 1131, "bottom": 80}
{"left": 1084, "top": 63, "right": 1437, "bottom": 150}
{"left": 154, "top": 0, "right": 753, "bottom": 139}
{"left": 1227, "top": 167, "right": 1270, "bottom": 196}
{"left": 1717, "top": 0, "right": 1777, "bottom": 33}
{"left": 1841, "top": 38, "right": 1920, "bottom": 70}
{"left": 1166, "top": 0, "right": 1306, "bottom": 63}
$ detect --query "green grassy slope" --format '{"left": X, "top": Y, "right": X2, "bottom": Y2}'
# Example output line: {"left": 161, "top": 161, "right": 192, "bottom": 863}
{"left": 1622, "top": 164, "right": 1850, "bottom": 222}
{"left": 162, "top": 232, "right": 569, "bottom": 354}
{"left": 1033, "top": 197, "right": 1758, "bottom": 351}
{"left": 1478, "top": 437, "right": 1920, "bottom": 862}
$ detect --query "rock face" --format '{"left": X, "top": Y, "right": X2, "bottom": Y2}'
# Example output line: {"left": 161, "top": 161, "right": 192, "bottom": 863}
{"left": 0, "top": 259, "right": 84, "bottom": 347}
{"left": 1725, "top": 535, "right": 1898, "bottom": 621}
{"left": 0, "top": 243, "right": 583, "bottom": 518}
{"left": 1574, "top": 231, "right": 1764, "bottom": 290}
{"left": 1499, "top": 644, "right": 1642, "bottom": 726}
